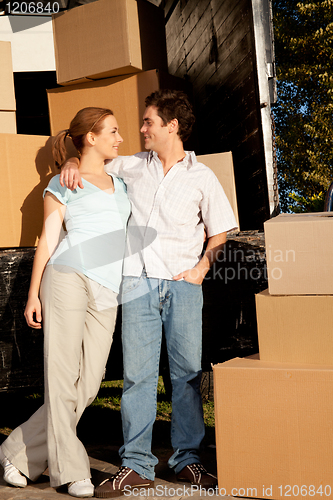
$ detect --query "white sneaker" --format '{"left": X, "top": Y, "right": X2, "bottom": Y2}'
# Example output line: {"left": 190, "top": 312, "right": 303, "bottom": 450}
{"left": 2, "top": 457, "right": 27, "bottom": 488}
{"left": 68, "top": 478, "right": 94, "bottom": 498}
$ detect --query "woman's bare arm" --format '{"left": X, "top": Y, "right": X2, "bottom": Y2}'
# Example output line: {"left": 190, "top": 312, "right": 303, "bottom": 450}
{"left": 24, "top": 193, "right": 65, "bottom": 328}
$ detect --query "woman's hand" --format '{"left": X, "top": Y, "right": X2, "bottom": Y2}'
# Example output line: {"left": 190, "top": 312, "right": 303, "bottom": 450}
{"left": 59, "top": 157, "right": 83, "bottom": 190}
{"left": 24, "top": 295, "right": 42, "bottom": 329}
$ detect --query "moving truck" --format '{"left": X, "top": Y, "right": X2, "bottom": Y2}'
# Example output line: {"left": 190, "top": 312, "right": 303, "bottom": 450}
{"left": 0, "top": 0, "right": 276, "bottom": 391}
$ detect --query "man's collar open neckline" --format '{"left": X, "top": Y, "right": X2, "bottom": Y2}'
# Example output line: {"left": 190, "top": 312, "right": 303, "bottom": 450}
{"left": 147, "top": 150, "right": 195, "bottom": 168}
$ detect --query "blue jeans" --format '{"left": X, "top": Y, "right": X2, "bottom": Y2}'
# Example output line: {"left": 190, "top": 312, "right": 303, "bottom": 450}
{"left": 119, "top": 272, "right": 205, "bottom": 480}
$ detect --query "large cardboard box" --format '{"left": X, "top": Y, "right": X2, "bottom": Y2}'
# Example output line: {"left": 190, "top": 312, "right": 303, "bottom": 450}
{"left": 264, "top": 212, "right": 333, "bottom": 295}
{"left": 197, "top": 152, "right": 239, "bottom": 230}
{"left": 0, "top": 134, "right": 76, "bottom": 248}
{"left": 256, "top": 289, "right": 333, "bottom": 365}
{"left": 47, "top": 69, "right": 191, "bottom": 155}
{"left": 0, "top": 111, "right": 17, "bottom": 134}
{"left": 52, "top": 0, "right": 168, "bottom": 86}
{"left": 0, "top": 41, "right": 16, "bottom": 112}
{"left": 0, "top": 16, "right": 55, "bottom": 72}
{"left": 213, "top": 357, "right": 333, "bottom": 500}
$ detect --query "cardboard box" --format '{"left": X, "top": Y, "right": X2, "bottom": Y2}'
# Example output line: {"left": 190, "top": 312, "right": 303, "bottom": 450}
{"left": 213, "top": 357, "right": 333, "bottom": 499}
{"left": 0, "top": 133, "right": 77, "bottom": 248}
{"left": 256, "top": 289, "right": 333, "bottom": 365}
{"left": 52, "top": 0, "right": 168, "bottom": 86}
{"left": 0, "top": 16, "right": 55, "bottom": 72}
{"left": 0, "top": 41, "right": 16, "bottom": 111}
{"left": 47, "top": 69, "right": 191, "bottom": 155}
{"left": 197, "top": 152, "right": 239, "bottom": 230}
{"left": 264, "top": 212, "right": 333, "bottom": 294}
{"left": 0, "top": 111, "right": 17, "bottom": 134}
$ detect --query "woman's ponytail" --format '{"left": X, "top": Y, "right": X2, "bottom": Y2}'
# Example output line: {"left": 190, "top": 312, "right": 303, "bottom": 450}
{"left": 52, "top": 129, "right": 70, "bottom": 168}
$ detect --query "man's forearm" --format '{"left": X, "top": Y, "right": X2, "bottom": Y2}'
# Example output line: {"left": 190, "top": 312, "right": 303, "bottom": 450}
{"left": 59, "top": 157, "right": 81, "bottom": 189}
{"left": 172, "top": 232, "right": 227, "bottom": 284}
{"left": 195, "top": 232, "right": 227, "bottom": 278}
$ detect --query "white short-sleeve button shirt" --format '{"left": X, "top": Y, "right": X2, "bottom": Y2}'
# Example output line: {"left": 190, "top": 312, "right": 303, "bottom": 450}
{"left": 106, "top": 151, "right": 238, "bottom": 280}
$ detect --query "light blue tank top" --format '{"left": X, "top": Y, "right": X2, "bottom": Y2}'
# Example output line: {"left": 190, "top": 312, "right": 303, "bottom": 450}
{"left": 43, "top": 174, "right": 131, "bottom": 293}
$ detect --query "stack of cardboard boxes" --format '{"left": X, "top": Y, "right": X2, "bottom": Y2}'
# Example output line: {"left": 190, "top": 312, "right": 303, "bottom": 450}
{"left": 48, "top": 0, "right": 174, "bottom": 155}
{"left": 0, "top": 39, "right": 60, "bottom": 248}
{"left": 0, "top": 41, "right": 16, "bottom": 134}
{"left": 213, "top": 213, "right": 333, "bottom": 498}
{"left": 1, "top": 0, "right": 240, "bottom": 250}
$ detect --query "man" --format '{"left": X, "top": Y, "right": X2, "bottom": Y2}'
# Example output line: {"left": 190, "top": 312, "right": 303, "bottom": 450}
{"left": 60, "top": 90, "right": 237, "bottom": 498}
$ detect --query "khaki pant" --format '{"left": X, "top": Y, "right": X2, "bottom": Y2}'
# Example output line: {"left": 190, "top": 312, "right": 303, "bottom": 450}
{"left": 2, "top": 265, "right": 117, "bottom": 487}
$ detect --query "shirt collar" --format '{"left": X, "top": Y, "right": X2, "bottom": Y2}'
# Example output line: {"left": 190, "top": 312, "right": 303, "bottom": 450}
{"left": 148, "top": 150, "right": 196, "bottom": 168}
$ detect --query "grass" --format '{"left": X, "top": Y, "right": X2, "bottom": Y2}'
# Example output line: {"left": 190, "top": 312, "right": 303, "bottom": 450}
{"left": 89, "top": 377, "right": 216, "bottom": 446}
{"left": 91, "top": 380, "right": 122, "bottom": 412}
{"left": 0, "top": 377, "right": 216, "bottom": 448}
{"left": 91, "top": 377, "right": 215, "bottom": 427}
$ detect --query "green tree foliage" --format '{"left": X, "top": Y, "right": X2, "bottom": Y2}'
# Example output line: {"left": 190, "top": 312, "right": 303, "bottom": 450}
{"left": 273, "top": 0, "right": 333, "bottom": 212}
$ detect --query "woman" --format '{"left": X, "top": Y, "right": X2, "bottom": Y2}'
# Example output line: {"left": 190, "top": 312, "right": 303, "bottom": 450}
{"left": 0, "top": 107, "right": 131, "bottom": 498}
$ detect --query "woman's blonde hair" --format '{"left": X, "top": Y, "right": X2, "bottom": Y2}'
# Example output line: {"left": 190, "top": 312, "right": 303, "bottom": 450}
{"left": 52, "top": 107, "right": 114, "bottom": 168}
